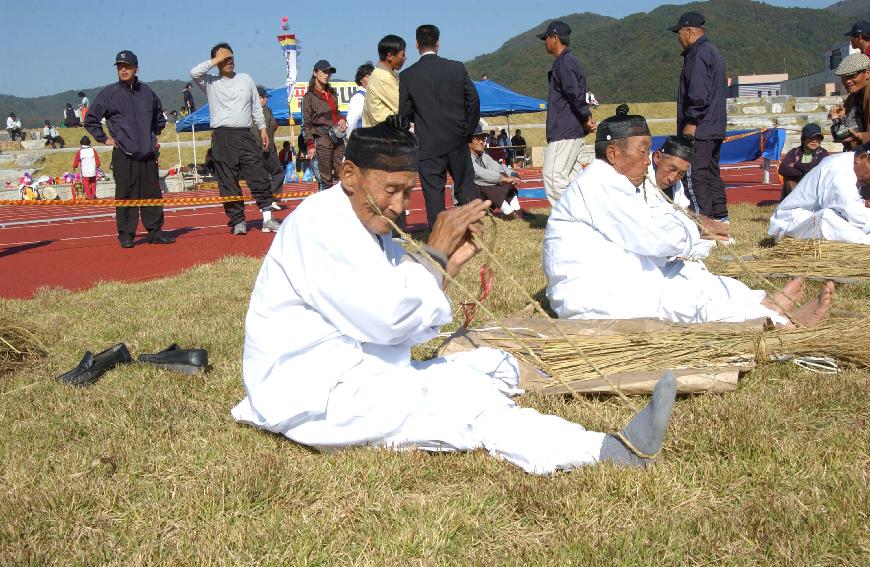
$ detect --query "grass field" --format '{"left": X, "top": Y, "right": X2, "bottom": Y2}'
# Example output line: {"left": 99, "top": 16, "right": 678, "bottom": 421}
{"left": 2, "top": 203, "right": 868, "bottom": 563}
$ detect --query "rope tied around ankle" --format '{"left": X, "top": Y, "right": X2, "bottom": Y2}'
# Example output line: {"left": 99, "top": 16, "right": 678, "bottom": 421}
{"left": 610, "top": 431, "right": 658, "bottom": 460}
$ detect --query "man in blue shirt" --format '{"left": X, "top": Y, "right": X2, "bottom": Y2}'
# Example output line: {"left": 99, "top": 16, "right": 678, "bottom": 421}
{"left": 672, "top": 12, "right": 728, "bottom": 222}
{"left": 538, "top": 20, "right": 596, "bottom": 204}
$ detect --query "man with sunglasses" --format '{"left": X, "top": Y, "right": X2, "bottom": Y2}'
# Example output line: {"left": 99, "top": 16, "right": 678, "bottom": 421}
{"left": 191, "top": 43, "right": 279, "bottom": 235}
{"left": 829, "top": 53, "right": 870, "bottom": 150}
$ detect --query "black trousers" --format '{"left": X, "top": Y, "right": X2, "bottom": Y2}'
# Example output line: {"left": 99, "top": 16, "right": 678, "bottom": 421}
{"left": 419, "top": 145, "right": 477, "bottom": 229}
{"left": 211, "top": 127, "right": 274, "bottom": 226}
{"left": 112, "top": 149, "right": 164, "bottom": 242}
{"left": 262, "top": 148, "right": 285, "bottom": 194}
{"left": 686, "top": 138, "right": 728, "bottom": 220}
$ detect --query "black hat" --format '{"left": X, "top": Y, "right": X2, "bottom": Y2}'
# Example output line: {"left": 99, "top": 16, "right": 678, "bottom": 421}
{"left": 844, "top": 20, "right": 870, "bottom": 37}
{"left": 536, "top": 21, "right": 571, "bottom": 40}
{"left": 256, "top": 85, "right": 268, "bottom": 98}
{"left": 595, "top": 104, "right": 650, "bottom": 144}
{"left": 659, "top": 135, "right": 695, "bottom": 162}
{"left": 670, "top": 11, "right": 705, "bottom": 32}
{"left": 801, "top": 123, "right": 824, "bottom": 141}
{"left": 80, "top": 135, "right": 91, "bottom": 145}
{"left": 470, "top": 123, "right": 488, "bottom": 138}
{"left": 313, "top": 59, "right": 336, "bottom": 73}
{"left": 115, "top": 50, "right": 138, "bottom": 66}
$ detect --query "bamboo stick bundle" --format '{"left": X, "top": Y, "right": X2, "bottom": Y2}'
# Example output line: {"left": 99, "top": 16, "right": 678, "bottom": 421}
{"left": 0, "top": 319, "right": 47, "bottom": 377}
{"left": 475, "top": 317, "right": 870, "bottom": 382}
{"left": 715, "top": 238, "right": 870, "bottom": 281}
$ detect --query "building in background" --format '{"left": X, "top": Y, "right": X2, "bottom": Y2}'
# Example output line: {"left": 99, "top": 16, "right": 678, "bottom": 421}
{"left": 727, "top": 74, "right": 789, "bottom": 98}
{"left": 781, "top": 41, "right": 859, "bottom": 97}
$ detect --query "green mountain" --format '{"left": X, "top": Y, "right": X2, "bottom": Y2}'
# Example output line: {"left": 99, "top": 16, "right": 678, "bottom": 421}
{"left": 465, "top": 0, "right": 870, "bottom": 103}
{"left": 0, "top": 80, "right": 205, "bottom": 128}
{"left": 827, "top": 0, "right": 870, "bottom": 18}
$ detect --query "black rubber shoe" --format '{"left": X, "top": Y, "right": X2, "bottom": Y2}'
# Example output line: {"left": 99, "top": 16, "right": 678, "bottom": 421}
{"left": 56, "top": 343, "right": 133, "bottom": 387}
{"left": 137, "top": 343, "right": 209, "bottom": 374}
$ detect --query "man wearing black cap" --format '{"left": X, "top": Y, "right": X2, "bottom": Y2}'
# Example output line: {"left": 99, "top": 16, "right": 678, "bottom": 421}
{"left": 671, "top": 11, "right": 728, "bottom": 222}
{"left": 845, "top": 20, "right": 870, "bottom": 56}
{"left": 777, "top": 124, "right": 828, "bottom": 198}
{"left": 191, "top": 42, "right": 279, "bottom": 235}
{"left": 543, "top": 106, "right": 832, "bottom": 327}
{"left": 232, "top": 118, "right": 680, "bottom": 473}
{"left": 538, "top": 20, "right": 595, "bottom": 205}
{"left": 85, "top": 50, "right": 174, "bottom": 248}
{"left": 252, "top": 85, "right": 284, "bottom": 202}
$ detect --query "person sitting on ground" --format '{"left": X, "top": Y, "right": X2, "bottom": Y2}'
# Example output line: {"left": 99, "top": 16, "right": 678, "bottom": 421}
{"left": 639, "top": 134, "right": 730, "bottom": 238}
{"left": 42, "top": 121, "right": 64, "bottom": 148}
{"left": 469, "top": 124, "right": 527, "bottom": 219}
{"left": 768, "top": 144, "right": 870, "bottom": 245}
{"left": 777, "top": 123, "right": 829, "bottom": 199}
{"left": 543, "top": 106, "right": 834, "bottom": 327}
{"left": 510, "top": 128, "right": 527, "bottom": 167}
{"left": 63, "top": 102, "right": 80, "bottom": 127}
{"left": 828, "top": 53, "right": 870, "bottom": 150}
{"left": 6, "top": 113, "right": 24, "bottom": 141}
{"left": 231, "top": 116, "right": 680, "bottom": 474}
{"left": 72, "top": 136, "right": 101, "bottom": 199}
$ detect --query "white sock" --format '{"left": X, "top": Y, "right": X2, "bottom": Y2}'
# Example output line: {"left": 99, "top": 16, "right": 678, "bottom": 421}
{"left": 262, "top": 209, "right": 272, "bottom": 222}
{"left": 500, "top": 200, "right": 514, "bottom": 215}
{"left": 509, "top": 196, "right": 520, "bottom": 211}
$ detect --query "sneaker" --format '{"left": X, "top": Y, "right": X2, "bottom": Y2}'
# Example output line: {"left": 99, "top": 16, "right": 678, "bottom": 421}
{"left": 261, "top": 218, "right": 281, "bottom": 233}
{"left": 270, "top": 202, "right": 284, "bottom": 211}
{"left": 232, "top": 222, "right": 247, "bottom": 235}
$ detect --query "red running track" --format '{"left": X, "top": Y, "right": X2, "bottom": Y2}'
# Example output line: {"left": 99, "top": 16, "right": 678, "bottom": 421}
{"left": 0, "top": 163, "right": 780, "bottom": 298}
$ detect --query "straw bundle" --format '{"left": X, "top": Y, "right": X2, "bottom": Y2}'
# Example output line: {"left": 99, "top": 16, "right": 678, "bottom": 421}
{"left": 715, "top": 238, "right": 870, "bottom": 281}
{"left": 476, "top": 317, "right": 870, "bottom": 382}
{"left": 0, "top": 319, "right": 47, "bottom": 376}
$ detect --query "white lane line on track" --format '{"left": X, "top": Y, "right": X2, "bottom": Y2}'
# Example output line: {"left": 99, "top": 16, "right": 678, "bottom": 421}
{"left": 0, "top": 223, "right": 232, "bottom": 248}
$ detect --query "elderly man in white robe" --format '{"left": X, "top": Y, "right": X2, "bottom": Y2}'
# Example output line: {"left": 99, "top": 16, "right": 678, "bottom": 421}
{"left": 232, "top": 117, "right": 679, "bottom": 474}
{"left": 768, "top": 146, "right": 870, "bottom": 245}
{"left": 543, "top": 106, "right": 834, "bottom": 327}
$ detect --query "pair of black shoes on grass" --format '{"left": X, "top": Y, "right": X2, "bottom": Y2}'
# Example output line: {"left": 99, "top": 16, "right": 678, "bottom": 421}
{"left": 56, "top": 343, "right": 209, "bottom": 387}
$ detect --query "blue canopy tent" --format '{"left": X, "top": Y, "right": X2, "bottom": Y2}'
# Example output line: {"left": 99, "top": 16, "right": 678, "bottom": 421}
{"left": 175, "top": 80, "right": 546, "bottom": 132}
{"left": 652, "top": 128, "right": 786, "bottom": 165}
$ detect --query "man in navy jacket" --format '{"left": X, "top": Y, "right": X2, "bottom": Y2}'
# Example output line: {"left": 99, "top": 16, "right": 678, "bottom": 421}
{"left": 85, "top": 50, "right": 174, "bottom": 248}
{"left": 672, "top": 12, "right": 728, "bottom": 222}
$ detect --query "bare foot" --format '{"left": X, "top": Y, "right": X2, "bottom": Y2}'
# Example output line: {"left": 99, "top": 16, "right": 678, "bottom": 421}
{"left": 791, "top": 281, "right": 834, "bottom": 326}
{"left": 763, "top": 277, "right": 806, "bottom": 315}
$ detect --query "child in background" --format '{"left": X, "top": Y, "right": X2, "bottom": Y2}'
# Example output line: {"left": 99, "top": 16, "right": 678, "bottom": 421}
{"left": 778, "top": 123, "right": 829, "bottom": 199}
{"left": 72, "top": 136, "right": 101, "bottom": 199}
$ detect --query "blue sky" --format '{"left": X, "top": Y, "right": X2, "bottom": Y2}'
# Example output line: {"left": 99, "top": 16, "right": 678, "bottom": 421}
{"left": 0, "top": 0, "right": 835, "bottom": 97}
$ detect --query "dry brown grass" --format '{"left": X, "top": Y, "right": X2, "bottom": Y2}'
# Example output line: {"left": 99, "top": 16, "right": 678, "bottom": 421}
{"left": 0, "top": 203, "right": 867, "bottom": 564}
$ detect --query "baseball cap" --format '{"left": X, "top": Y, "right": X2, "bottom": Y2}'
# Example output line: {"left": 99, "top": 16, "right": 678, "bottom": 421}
{"left": 256, "top": 85, "right": 268, "bottom": 98}
{"left": 115, "top": 50, "right": 138, "bottom": 66}
{"left": 536, "top": 21, "right": 571, "bottom": 40}
{"left": 670, "top": 12, "right": 705, "bottom": 32}
{"left": 834, "top": 52, "right": 870, "bottom": 76}
{"left": 313, "top": 59, "right": 336, "bottom": 73}
{"left": 801, "top": 124, "right": 823, "bottom": 141}
{"left": 844, "top": 20, "right": 870, "bottom": 37}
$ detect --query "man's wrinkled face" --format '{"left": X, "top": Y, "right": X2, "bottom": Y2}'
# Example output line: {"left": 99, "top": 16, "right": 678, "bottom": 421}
{"left": 840, "top": 69, "right": 869, "bottom": 94}
{"left": 469, "top": 135, "right": 487, "bottom": 155}
{"left": 608, "top": 136, "right": 652, "bottom": 186}
{"left": 342, "top": 164, "right": 416, "bottom": 235}
{"left": 116, "top": 63, "right": 137, "bottom": 83}
{"left": 853, "top": 151, "right": 870, "bottom": 186}
{"left": 653, "top": 151, "right": 690, "bottom": 189}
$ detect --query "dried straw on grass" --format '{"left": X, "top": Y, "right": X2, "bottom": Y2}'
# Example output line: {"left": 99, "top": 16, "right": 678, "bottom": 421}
{"left": 0, "top": 319, "right": 48, "bottom": 376}
{"left": 715, "top": 237, "right": 870, "bottom": 280}
{"left": 477, "top": 317, "right": 870, "bottom": 381}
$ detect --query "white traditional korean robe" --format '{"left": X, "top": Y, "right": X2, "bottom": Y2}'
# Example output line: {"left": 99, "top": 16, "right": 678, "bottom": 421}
{"left": 768, "top": 152, "right": 870, "bottom": 244}
{"left": 232, "top": 184, "right": 608, "bottom": 474}
{"left": 543, "top": 159, "right": 786, "bottom": 325}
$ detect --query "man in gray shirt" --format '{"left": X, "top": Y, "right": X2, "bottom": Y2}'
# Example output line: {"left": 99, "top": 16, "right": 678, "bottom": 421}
{"left": 191, "top": 42, "right": 279, "bottom": 234}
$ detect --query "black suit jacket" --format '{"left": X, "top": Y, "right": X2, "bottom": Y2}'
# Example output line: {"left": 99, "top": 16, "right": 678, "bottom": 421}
{"left": 399, "top": 54, "right": 480, "bottom": 160}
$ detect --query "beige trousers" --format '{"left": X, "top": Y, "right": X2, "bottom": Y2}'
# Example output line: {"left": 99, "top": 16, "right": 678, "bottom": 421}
{"left": 543, "top": 138, "right": 585, "bottom": 205}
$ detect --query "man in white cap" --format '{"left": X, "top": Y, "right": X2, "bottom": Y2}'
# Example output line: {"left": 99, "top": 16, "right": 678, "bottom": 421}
{"left": 828, "top": 52, "right": 870, "bottom": 150}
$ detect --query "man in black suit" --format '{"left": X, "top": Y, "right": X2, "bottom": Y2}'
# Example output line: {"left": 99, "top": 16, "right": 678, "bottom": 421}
{"left": 399, "top": 24, "right": 481, "bottom": 229}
